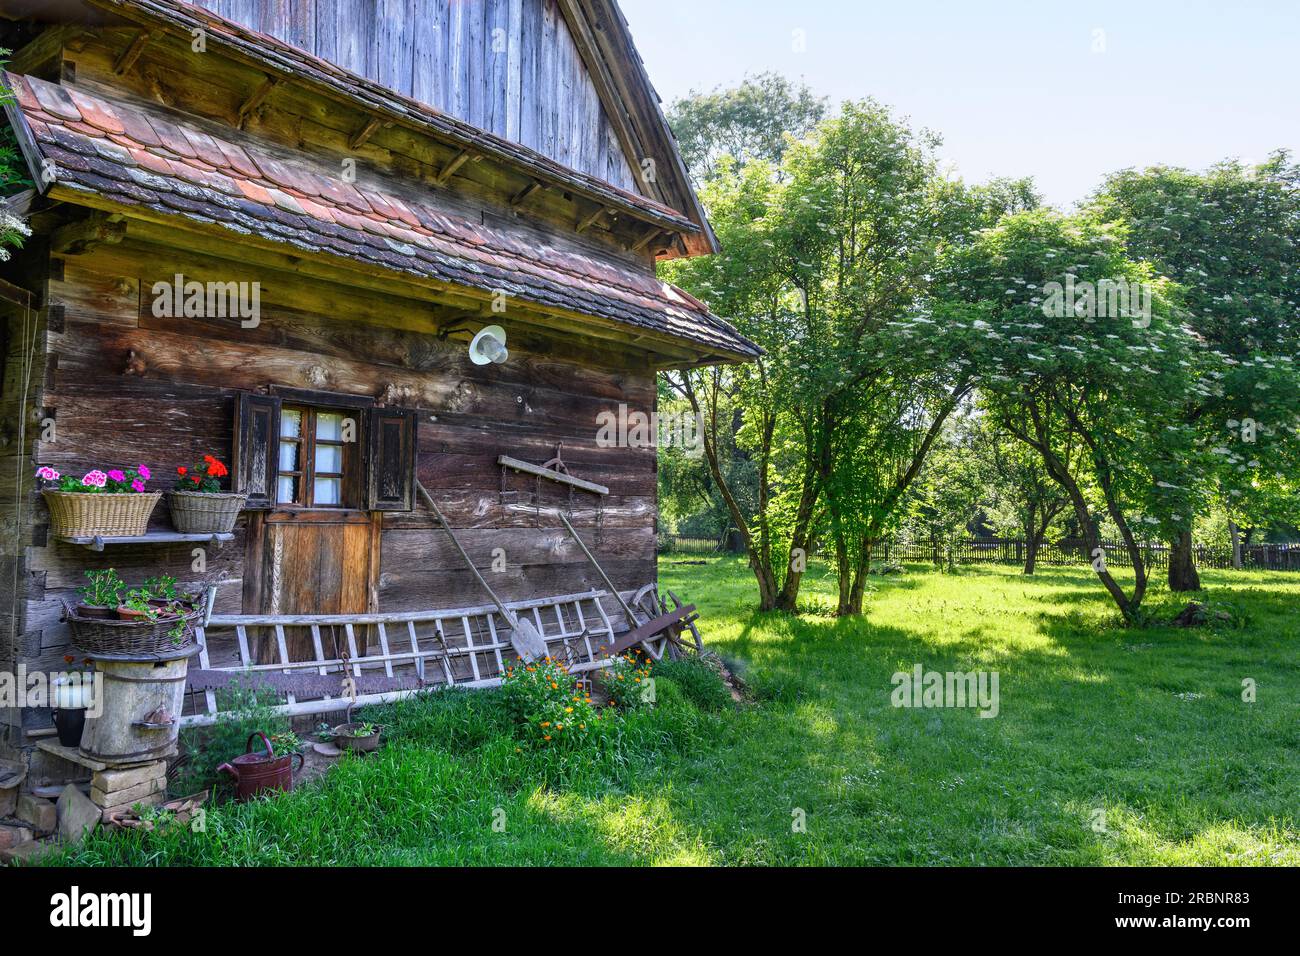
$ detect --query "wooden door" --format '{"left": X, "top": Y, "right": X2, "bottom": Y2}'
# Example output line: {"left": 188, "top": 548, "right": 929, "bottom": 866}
{"left": 244, "top": 510, "right": 381, "bottom": 662}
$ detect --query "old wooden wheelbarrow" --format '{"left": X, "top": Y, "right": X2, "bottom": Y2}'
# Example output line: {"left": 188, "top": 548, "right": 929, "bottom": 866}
{"left": 555, "top": 513, "right": 703, "bottom": 662}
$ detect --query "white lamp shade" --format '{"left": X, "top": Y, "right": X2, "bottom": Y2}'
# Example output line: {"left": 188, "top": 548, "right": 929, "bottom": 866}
{"left": 469, "top": 325, "right": 509, "bottom": 365}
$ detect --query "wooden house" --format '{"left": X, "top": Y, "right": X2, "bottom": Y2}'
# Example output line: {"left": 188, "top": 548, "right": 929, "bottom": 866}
{"left": 0, "top": 0, "right": 756, "bottom": 754}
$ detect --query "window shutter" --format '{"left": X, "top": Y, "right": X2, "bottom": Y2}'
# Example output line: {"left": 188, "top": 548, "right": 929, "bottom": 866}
{"left": 367, "top": 407, "right": 417, "bottom": 512}
{"left": 234, "top": 392, "right": 281, "bottom": 509}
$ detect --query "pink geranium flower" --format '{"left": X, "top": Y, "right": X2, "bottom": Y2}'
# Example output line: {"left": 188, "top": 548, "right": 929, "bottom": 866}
{"left": 131, "top": 478, "right": 146, "bottom": 493}
{"left": 82, "top": 470, "right": 107, "bottom": 488}
{"left": 107, "top": 469, "right": 126, "bottom": 482}
{"left": 36, "top": 466, "right": 59, "bottom": 481}
{"left": 137, "top": 465, "right": 151, "bottom": 480}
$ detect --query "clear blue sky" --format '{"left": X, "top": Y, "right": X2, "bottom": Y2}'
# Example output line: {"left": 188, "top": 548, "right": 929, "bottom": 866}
{"left": 620, "top": 0, "right": 1299, "bottom": 208}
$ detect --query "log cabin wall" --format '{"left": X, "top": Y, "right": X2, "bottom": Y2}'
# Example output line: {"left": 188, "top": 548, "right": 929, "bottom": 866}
{"left": 0, "top": 256, "right": 52, "bottom": 759}
{"left": 0, "top": 0, "right": 756, "bottom": 749}
{"left": 13, "top": 234, "right": 657, "bottom": 742}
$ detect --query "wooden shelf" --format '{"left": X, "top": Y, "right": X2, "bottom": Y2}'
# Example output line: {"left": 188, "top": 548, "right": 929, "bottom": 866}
{"left": 57, "top": 532, "right": 234, "bottom": 553}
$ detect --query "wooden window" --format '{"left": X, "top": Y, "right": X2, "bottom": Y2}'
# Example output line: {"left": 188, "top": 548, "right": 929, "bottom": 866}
{"left": 235, "top": 391, "right": 417, "bottom": 512}
{"left": 275, "top": 406, "right": 360, "bottom": 509}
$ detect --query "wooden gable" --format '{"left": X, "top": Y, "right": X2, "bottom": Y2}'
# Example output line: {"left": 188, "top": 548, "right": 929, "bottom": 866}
{"left": 192, "top": 0, "right": 642, "bottom": 194}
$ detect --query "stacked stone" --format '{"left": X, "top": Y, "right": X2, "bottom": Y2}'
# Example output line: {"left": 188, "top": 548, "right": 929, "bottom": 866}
{"left": 90, "top": 760, "right": 169, "bottom": 819}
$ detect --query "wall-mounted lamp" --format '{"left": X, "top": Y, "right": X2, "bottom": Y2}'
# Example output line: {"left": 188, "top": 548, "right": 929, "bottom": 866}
{"left": 468, "top": 325, "right": 509, "bottom": 366}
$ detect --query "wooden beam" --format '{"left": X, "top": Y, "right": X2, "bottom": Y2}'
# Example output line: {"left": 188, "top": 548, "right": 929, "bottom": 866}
{"left": 236, "top": 75, "right": 278, "bottom": 129}
{"left": 347, "top": 117, "right": 383, "bottom": 150}
{"left": 509, "top": 180, "right": 544, "bottom": 208}
{"left": 497, "top": 456, "right": 610, "bottom": 496}
{"left": 49, "top": 215, "right": 127, "bottom": 255}
{"left": 113, "top": 29, "right": 153, "bottom": 75}
{"left": 2, "top": 189, "right": 36, "bottom": 218}
{"left": 9, "top": 25, "right": 88, "bottom": 76}
{"left": 632, "top": 227, "right": 665, "bottom": 253}
{"left": 576, "top": 206, "right": 610, "bottom": 233}
{"left": 0, "top": 276, "right": 34, "bottom": 307}
{"left": 434, "top": 148, "right": 476, "bottom": 186}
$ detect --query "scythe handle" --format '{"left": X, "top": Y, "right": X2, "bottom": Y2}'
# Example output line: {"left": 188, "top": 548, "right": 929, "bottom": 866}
{"left": 415, "top": 480, "right": 520, "bottom": 629}
{"left": 557, "top": 512, "right": 639, "bottom": 629}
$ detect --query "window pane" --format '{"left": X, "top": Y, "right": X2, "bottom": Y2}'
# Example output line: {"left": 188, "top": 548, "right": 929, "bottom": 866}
{"left": 316, "top": 412, "right": 344, "bottom": 442}
{"left": 315, "top": 443, "right": 342, "bottom": 474}
{"left": 314, "top": 477, "right": 341, "bottom": 506}
{"left": 278, "top": 441, "right": 299, "bottom": 472}
{"left": 280, "top": 409, "right": 302, "bottom": 438}
{"left": 277, "top": 476, "right": 298, "bottom": 504}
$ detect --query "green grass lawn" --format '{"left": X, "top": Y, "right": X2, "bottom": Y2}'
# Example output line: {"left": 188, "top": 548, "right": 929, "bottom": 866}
{"left": 48, "top": 559, "right": 1300, "bottom": 866}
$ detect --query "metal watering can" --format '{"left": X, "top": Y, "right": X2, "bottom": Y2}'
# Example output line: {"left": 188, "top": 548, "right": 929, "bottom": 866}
{"left": 217, "top": 732, "right": 303, "bottom": 801}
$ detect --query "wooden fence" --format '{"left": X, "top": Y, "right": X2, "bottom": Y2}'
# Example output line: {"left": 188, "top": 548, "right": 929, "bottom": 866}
{"left": 881, "top": 538, "right": 1300, "bottom": 572}
{"left": 657, "top": 533, "right": 727, "bottom": 555}
{"left": 658, "top": 533, "right": 1300, "bottom": 572}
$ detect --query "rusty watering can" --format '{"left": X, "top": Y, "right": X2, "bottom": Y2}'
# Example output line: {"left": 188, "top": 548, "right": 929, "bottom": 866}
{"left": 217, "top": 732, "right": 303, "bottom": 801}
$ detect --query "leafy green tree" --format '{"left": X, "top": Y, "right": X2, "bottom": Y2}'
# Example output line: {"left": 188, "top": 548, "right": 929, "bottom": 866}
{"left": 940, "top": 210, "right": 1203, "bottom": 622}
{"left": 667, "top": 72, "right": 827, "bottom": 184}
{"left": 663, "top": 157, "right": 807, "bottom": 609}
{"left": 666, "top": 102, "right": 985, "bottom": 613}
{"left": 1090, "top": 152, "right": 1300, "bottom": 589}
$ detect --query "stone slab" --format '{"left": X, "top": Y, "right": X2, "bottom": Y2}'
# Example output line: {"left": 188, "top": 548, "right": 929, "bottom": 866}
{"left": 57, "top": 784, "right": 101, "bottom": 844}
{"left": 16, "top": 793, "right": 56, "bottom": 833}
{"left": 90, "top": 776, "right": 165, "bottom": 809}
{"left": 91, "top": 761, "right": 168, "bottom": 793}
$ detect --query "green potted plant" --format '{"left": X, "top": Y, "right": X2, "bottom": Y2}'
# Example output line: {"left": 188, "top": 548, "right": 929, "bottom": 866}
{"left": 144, "top": 575, "right": 200, "bottom": 614}
{"left": 169, "top": 455, "right": 245, "bottom": 534}
{"left": 116, "top": 588, "right": 165, "bottom": 623}
{"left": 37, "top": 464, "right": 161, "bottom": 538}
{"left": 66, "top": 575, "right": 202, "bottom": 656}
{"left": 330, "top": 718, "right": 383, "bottom": 754}
{"left": 75, "top": 568, "right": 125, "bottom": 620}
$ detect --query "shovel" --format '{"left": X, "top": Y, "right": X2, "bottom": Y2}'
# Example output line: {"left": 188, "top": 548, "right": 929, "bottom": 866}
{"left": 415, "top": 482, "right": 548, "bottom": 662}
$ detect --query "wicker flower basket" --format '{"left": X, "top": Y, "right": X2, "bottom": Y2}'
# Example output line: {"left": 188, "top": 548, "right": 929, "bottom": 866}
{"left": 43, "top": 490, "right": 162, "bottom": 538}
{"left": 168, "top": 491, "right": 247, "bottom": 534}
{"left": 64, "top": 601, "right": 201, "bottom": 657}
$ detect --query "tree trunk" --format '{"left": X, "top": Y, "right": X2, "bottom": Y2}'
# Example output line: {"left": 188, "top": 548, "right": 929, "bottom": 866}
{"left": 1168, "top": 529, "right": 1202, "bottom": 592}
{"left": 774, "top": 452, "right": 823, "bottom": 613}
{"left": 1021, "top": 507, "right": 1038, "bottom": 575}
{"left": 1024, "top": 505, "right": 1055, "bottom": 575}
{"left": 1024, "top": 531, "right": 1041, "bottom": 575}
{"left": 834, "top": 530, "right": 853, "bottom": 617}
{"left": 1026, "top": 406, "right": 1140, "bottom": 622}
{"left": 841, "top": 538, "right": 872, "bottom": 617}
{"left": 1228, "top": 520, "right": 1243, "bottom": 570}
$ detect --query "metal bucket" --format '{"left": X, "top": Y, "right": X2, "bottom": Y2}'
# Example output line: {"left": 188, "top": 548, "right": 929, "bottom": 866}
{"left": 79, "top": 645, "right": 196, "bottom": 764}
{"left": 218, "top": 732, "right": 303, "bottom": 801}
